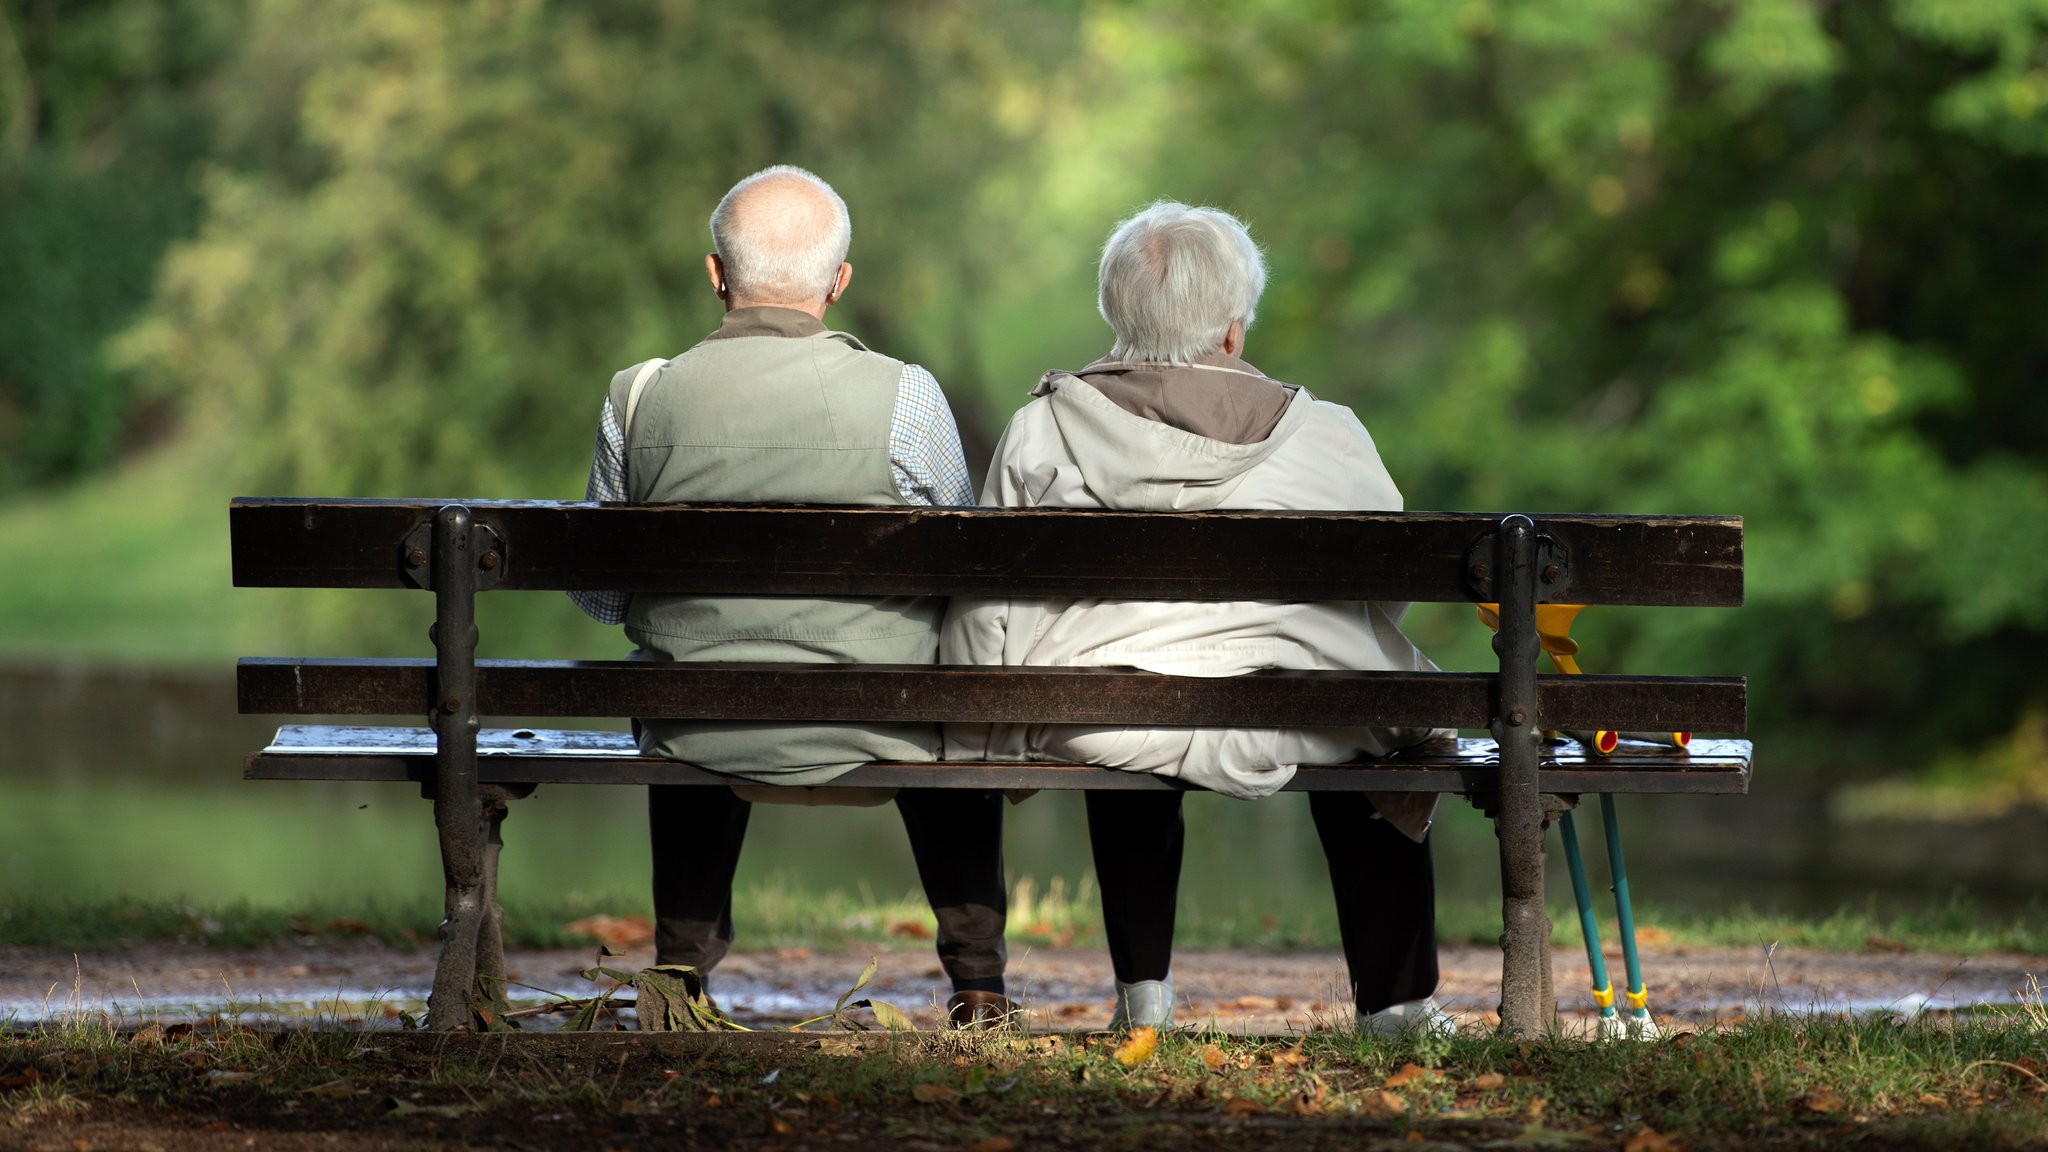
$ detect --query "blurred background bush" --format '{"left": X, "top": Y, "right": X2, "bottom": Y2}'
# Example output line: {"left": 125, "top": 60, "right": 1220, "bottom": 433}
{"left": 3, "top": 0, "right": 2045, "bottom": 920}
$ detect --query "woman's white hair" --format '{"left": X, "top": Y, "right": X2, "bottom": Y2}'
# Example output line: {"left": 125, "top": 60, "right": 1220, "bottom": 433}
{"left": 1098, "top": 201, "right": 1267, "bottom": 364}
{"left": 708, "top": 165, "right": 852, "bottom": 303}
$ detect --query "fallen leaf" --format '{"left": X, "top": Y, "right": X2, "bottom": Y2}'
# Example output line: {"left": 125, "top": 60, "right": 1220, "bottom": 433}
{"left": 1917, "top": 1093, "right": 1947, "bottom": 1108}
{"left": 1468, "top": 1072, "right": 1506, "bottom": 1092}
{"left": 966, "top": 1139, "right": 1016, "bottom": 1152}
{"left": 130, "top": 1025, "right": 165, "bottom": 1046}
{"left": 1623, "top": 1127, "right": 1686, "bottom": 1152}
{"left": 1865, "top": 935, "right": 1909, "bottom": 954}
{"left": 768, "top": 1117, "right": 794, "bottom": 1135}
{"left": 1200, "top": 1045, "right": 1228, "bottom": 1073}
{"left": 1114, "top": 1026, "right": 1159, "bottom": 1066}
{"left": 1221, "top": 1094, "right": 1265, "bottom": 1117}
{"left": 1802, "top": 1089, "right": 1845, "bottom": 1114}
{"left": 1270, "top": 1045, "right": 1307, "bottom": 1068}
{"left": 1360, "top": 1089, "right": 1408, "bottom": 1119}
{"left": 305, "top": 1078, "right": 358, "bottom": 1099}
{"left": 564, "top": 914, "right": 653, "bottom": 950}
{"left": 1634, "top": 925, "right": 1671, "bottom": 947}
{"left": 327, "top": 917, "right": 373, "bottom": 936}
{"left": 888, "top": 920, "right": 934, "bottom": 940}
{"left": 1383, "top": 1062, "right": 1440, "bottom": 1089}
{"left": 912, "top": 1082, "right": 961, "bottom": 1104}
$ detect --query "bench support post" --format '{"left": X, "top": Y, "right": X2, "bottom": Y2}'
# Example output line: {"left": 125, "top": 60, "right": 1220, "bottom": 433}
{"left": 426, "top": 505, "right": 487, "bottom": 1031}
{"left": 1492, "top": 514, "right": 1552, "bottom": 1036}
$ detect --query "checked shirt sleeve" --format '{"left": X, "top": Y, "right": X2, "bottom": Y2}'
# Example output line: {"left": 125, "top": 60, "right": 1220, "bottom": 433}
{"left": 567, "top": 396, "right": 630, "bottom": 625}
{"left": 890, "top": 364, "right": 975, "bottom": 508}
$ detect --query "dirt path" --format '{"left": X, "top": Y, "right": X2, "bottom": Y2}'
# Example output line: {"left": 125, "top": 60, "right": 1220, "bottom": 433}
{"left": 5, "top": 940, "right": 2039, "bottom": 1034}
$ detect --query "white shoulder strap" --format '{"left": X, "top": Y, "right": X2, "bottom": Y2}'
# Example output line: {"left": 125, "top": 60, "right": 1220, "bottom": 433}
{"left": 621, "top": 357, "right": 666, "bottom": 440}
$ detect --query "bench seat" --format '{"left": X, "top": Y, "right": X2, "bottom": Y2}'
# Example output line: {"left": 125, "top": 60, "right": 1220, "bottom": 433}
{"left": 250, "top": 724, "right": 1753, "bottom": 795}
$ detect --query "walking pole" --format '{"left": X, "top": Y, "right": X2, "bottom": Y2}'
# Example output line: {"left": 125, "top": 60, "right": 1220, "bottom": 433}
{"left": 1557, "top": 809, "right": 1622, "bottom": 1036}
{"left": 1601, "top": 793, "right": 1659, "bottom": 1038}
{"left": 1479, "top": 601, "right": 1666, "bottom": 1040}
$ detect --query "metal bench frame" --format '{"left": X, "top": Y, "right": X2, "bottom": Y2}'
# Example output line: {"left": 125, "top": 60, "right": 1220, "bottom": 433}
{"left": 231, "top": 499, "right": 1750, "bottom": 1034}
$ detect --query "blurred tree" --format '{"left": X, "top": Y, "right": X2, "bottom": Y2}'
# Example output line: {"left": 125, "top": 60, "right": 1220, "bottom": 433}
{"left": 1057, "top": 0, "right": 2048, "bottom": 783}
{"left": 73, "top": 0, "right": 2048, "bottom": 793}
{"left": 0, "top": 0, "right": 239, "bottom": 493}
{"left": 117, "top": 0, "right": 1092, "bottom": 498}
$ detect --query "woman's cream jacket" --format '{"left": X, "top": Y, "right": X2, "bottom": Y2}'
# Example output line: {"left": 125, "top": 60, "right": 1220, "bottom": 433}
{"left": 940, "top": 367, "right": 1444, "bottom": 840}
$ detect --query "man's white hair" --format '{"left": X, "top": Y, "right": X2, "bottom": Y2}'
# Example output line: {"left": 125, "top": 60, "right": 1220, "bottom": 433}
{"left": 1098, "top": 201, "right": 1267, "bottom": 364}
{"left": 708, "top": 165, "right": 852, "bottom": 302}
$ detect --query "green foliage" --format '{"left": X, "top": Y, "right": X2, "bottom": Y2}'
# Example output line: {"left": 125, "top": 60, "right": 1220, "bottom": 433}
{"left": 0, "top": 0, "right": 238, "bottom": 493}
{"left": 7, "top": 0, "right": 2048, "bottom": 792}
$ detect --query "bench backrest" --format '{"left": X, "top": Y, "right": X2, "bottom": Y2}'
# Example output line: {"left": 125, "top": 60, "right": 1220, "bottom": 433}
{"left": 230, "top": 500, "right": 1742, "bottom": 604}
{"left": 229, "top": 499, "right": 1745, "bottom": 736}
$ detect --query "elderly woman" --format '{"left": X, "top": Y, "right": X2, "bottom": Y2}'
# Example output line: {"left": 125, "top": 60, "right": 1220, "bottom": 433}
{"left": 941, "top": 202, "right": 1453, "bottom": 1036}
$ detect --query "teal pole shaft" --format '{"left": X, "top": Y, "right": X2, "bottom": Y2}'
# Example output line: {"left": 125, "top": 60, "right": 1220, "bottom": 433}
{"left": 1600, "top": 794, "right": 1649, "bottom": 1015}
{"left": 1557, "top": 810, "right": 1615, "bottom": 1017}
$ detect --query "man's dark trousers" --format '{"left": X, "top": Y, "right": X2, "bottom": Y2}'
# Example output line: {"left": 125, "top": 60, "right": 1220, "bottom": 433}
{"left": 649, "top": 784, "right": 1009, "bottom": 993}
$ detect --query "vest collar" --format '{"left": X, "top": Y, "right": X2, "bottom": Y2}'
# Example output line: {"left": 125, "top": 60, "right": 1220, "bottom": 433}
{"left": 704, "top": 306, "right": 829, "bottom": 341}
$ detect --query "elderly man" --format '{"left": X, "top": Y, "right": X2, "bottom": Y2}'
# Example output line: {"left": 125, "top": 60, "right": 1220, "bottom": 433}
{"left": 943, "top": 201, "right": 1451, "bottom": 1035}
{"left": 573, "top": 165, "right": 1009, "bottom": 1026}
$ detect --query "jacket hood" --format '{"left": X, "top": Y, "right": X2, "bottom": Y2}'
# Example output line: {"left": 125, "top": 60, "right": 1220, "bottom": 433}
{"left": 1033, "top": 367, "right": 1320, "bottom": 511}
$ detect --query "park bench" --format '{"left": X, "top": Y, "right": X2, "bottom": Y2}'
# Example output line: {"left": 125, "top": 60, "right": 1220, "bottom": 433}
{"left": 231, "top": 498, "right": 1750, "bottom": 1033}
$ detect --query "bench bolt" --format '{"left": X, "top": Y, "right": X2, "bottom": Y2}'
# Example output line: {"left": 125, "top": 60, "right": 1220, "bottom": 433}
{"left": 1508, "top": 708, "right": 1527, "bottom": 727}
{"left": 443, "top": 694, "right": 463, "bottom": 713}
{"left": 407, "top": 547, "right": 428, "bottom": 568}
{"left": 480, "top": 550, "right": 501, "bottom": 571}
{"left": 1470, "top": 561, "right": 1491, "bottom": 582}
{"left": 1542, "top": 563, "right": 1562, "bottom": 585}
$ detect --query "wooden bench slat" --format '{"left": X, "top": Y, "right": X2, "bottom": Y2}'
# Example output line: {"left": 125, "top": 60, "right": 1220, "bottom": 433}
{"left": 237, "top": 657, "right": 1747, "bottom": 733}
{"left": 230, "top": 499, "right": 1743, "bottom": 607}
{"left": 246, "top": 725, "right": 1753, "bottom": 795}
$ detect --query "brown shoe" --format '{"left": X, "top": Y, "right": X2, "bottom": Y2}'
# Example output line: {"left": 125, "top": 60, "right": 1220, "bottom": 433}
{"left": 946, "top": 990, "right": 1017, "bottom": 1030}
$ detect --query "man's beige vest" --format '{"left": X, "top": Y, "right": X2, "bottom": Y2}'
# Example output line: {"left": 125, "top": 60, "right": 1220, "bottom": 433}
{"left": 607, "top": 308, "right": 943, "bottom": 784}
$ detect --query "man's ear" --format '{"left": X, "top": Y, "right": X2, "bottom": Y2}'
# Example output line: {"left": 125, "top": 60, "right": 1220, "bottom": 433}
{"left": 825, "top": 262, "right": 852, "bottom": 304}
{"left": 1222, "top": 318, "right": 1246, "bottom": 356}
{"left": 705, "top": 253, "right": 727, "bottom": 297}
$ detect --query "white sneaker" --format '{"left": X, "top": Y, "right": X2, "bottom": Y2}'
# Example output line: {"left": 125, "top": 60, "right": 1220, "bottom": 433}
{"left": 1360, "top": 998, "right": 1458, "bottom": 1038}
{"left": 1108, "top": 978, "right": 1174, "bottom": 1030}
{"left": 1596, "top": 1012, "right": 1661, "bottom": 1041}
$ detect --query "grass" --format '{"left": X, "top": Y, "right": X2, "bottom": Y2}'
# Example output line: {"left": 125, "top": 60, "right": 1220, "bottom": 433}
{"left": 3, "top": 998, "right": 2045, "bottom": 1150}
{"left": 4, "top": 883, "right": 2044, "bottom": 959}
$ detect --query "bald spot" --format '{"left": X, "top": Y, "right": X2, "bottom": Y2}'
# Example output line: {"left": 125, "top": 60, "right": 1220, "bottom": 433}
{"left": 723, "top": 174, "right": 841, "bottom": 277}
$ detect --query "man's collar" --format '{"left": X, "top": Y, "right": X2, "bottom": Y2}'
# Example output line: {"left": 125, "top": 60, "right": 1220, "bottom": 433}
{"left": 705, "top": 306, "right": 829, "bottom": 341}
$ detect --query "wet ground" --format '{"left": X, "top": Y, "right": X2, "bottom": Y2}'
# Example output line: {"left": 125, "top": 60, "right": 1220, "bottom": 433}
{"left": 4, "top": 941, "right": 2040, "bottom": 1034}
